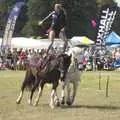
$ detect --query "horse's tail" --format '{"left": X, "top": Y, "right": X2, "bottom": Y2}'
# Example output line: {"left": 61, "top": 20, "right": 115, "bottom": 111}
{"left": 21, "top": 68, "right": 36, "bottom": 91}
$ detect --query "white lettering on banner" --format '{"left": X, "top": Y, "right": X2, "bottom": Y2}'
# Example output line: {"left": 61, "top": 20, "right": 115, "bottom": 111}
{"left": 96, "top": 9, "right": 109, "bottom": 45}
{"left": 1, "top": 2, "right": 25, "bottom": 50}
{"left": 105, "top": 12, "right": 113, "bottom": 33}
{"left": 113, "top": 11, "right": 117, "bottom": 19}
{"left": 98, "top": 24, "right": 105, "bottom": 33}
{"left": 108, "top": 11, "right": 114, "bottom": 20}
{"left": 2, "top": 19, "right": 13, "bottom": 46}
{"left": 96, "top": 38, "right": 102, "bottom": 45}
{"left": 110, "top": 11, "right": 117, "bottom": 27}
{"left": 101, "top": 8, "right": 109, "bottom": 19}
{"left": 100, "top": 19, "right": 106, "bottom": 27}
{"left": 96, "top": 7, "right": 117, "bottom": 47}
{"left": 10, "top": 16, "right": 17, "bottom": 31}
{"left": 104, "top": 11, "right": 117, "bottom": 38}
{"left": 7, "top": 16, "right": 18, "bottom": 46}
{"left": 97, "top": 32, "right": 103, "bottom": 39}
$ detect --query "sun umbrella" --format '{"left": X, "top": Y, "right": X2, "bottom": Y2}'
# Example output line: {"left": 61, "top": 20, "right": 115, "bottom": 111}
{"left": 70, "top": 36, "right": 94, "bottom": 46}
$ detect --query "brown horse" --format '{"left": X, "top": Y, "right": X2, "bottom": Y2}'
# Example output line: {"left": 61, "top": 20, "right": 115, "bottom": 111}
{"left": 16, "top": 53, "right": 71, "bottom": 109}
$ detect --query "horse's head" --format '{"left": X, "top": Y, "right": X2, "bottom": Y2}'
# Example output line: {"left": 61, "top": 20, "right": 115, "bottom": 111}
{"left": 67, "top": 47, "right": 85, "bottom": 71}
{"left": 57, "top": 53, "right": 72, "bottom": 80}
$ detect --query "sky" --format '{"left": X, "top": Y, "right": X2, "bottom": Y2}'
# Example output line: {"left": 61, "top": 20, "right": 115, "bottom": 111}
{"left": 115, "top": 0, "right": 120, "bottom": 7}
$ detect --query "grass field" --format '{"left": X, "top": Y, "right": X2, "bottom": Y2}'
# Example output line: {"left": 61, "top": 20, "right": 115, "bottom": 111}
{"left": 0, "top": 70, "right": 120, "bottom": 120}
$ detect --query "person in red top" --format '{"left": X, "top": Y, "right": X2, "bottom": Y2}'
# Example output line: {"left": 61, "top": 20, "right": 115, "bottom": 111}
{"left": 20, "top": 51, "right": 26, "bottom": 60}
{"left": 82, "top": 56, "right": 87, "bottom": 69}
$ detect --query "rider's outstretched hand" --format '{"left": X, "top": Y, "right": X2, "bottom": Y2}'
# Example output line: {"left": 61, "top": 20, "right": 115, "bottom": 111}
{"left": 38, "top": 21, "right": 43, "bottom": 26}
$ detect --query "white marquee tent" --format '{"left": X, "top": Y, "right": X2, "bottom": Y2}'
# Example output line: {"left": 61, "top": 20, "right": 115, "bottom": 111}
{"left": 0, "top": 37, "right": 64, "bottom": 49}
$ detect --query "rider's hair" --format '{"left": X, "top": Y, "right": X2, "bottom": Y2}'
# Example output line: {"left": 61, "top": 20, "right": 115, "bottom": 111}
{"left": 55, "top": 3, "right": 62, "bottom": 10}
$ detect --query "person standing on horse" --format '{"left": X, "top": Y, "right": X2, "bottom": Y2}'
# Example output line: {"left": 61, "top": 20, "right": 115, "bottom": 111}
{"left": 38, "top": 3, "right": 68, "bottom": 54}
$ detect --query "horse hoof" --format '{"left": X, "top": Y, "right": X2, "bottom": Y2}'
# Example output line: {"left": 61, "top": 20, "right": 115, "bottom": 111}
{"left": 55, "top": 101, "right": 60, "bottom": 107}
{"left": 61, "top": 99, "right": 65, "bottom": 105}
{"left": 60, "top": 97, "right": 65, "bottom": 105}
{"left": 49, "top": 103, "right": 55, "bottom": 109}
{"left": 66, "top": 101, "right": 72, "bottom": 106}
{"left": 50, "top": 105, "right": 55, "bottom": 109}
{"left": 33, "top": 102, "right": 38, "bottom": 107}
{"left": 61, "top": 101, "right": 65, "bottom": 105}
{"left": 54, "top": 99, "right": 60, "bottom": 107}
{"left": 16, "top": 101, "right": 20, "bottom": 104}
{"left": 16, "top": 99, "right": 20, "bottom": 104}
{"left": 28, "top": 99, "right": 32, "bottom": 105}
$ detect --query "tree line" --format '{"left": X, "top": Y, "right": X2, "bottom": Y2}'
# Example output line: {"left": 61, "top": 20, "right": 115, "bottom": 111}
{"left": 0, "top": 0, "right": 119, "bottom": 41}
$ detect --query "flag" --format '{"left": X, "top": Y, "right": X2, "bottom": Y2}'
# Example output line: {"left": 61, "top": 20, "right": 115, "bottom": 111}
{"left": 1, "top": 1, "right": 25, "bottom": 49}
{"left": 96, "top": 4, "right": 117, "bottom": 48}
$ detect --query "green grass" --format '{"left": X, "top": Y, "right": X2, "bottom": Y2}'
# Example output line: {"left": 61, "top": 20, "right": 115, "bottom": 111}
{"left": 0, "top": 70, "right": 120, "bottom": 120}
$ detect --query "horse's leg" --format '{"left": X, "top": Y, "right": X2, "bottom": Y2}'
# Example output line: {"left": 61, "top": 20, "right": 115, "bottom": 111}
{"left": 60, "top": 80, "right": 68, "bottom": 105}
{"left": 34, "top": 81, "right": 44, "bottom": 106}
{"left": 54, "top": 90, "right": 60, "bottom": 107}
{"left": 71, "top": 82, "right": 77, "bottom": 104}
{"left": 49, "top": 89, "right": 56, "bottom": 109}
{"left": 66, "top": 81, "right": 70, "bottom": 103}
{"left": 16, "top": 69, "right": 31, "bottom": 104}
{"left": 49, "top": 82, "right": 58, "bottom": 109}
{"left": 16, "top": 84, "right": 25, "bottom": 104}
{"left": 66, "top": 82, "right": 78, "bottom": 106}
{"left": 28, "top": 75, "right": 39, "bottom": 105}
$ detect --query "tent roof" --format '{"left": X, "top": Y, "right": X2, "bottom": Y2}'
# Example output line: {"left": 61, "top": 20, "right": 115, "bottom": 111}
{"left": 0, "top": 37, "right": 64, "bottom": 49}
{"left": 105, "top": 32, "right": 120, "bottom": 45}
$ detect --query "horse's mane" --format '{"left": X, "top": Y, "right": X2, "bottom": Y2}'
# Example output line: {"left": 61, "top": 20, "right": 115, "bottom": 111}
{"left": 43, "top": 53, "right": 66, "bottom": 72}
{"left": 66, "top": 47, "right": 84, "bottom": 72}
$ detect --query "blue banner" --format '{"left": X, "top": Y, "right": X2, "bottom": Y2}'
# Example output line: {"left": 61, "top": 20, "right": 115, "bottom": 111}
{"left": 2, "top": 1, "right": 25, "bottom": 49}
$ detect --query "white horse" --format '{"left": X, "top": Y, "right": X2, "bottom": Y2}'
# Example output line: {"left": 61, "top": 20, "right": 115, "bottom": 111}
{"left": 60, "top": 46, "right": 84, "bottom": 105}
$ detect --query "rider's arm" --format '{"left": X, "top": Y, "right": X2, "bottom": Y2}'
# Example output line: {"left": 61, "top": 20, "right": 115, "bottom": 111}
{"left": 39, "top": 11, "right": 55, "bottom": 25}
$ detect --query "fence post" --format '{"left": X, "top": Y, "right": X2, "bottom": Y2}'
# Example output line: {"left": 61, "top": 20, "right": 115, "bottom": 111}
{"left": 106, "top": 75, "right": 110, "bottom": 97}
{"left": 99, "top": 72, "right": 101, "bottom": 90}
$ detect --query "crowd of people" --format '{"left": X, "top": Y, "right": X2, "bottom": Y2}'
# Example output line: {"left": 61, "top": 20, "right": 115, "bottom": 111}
{"left": 76, "top": 47, "right": 120, "bottom": 71}
{"left": 0, "top": 48, "right": 49, "bottom": 70}
{"left": 0, "top": 46, "right": 120, "bottom": 71}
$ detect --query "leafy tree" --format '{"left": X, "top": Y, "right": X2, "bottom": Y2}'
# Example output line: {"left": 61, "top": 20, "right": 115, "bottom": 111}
{"left": 1, "top": 0, "right": 119, "bottom": 39}
{"left": 96, "top": 0, "right": 115, "bottom": 5}
{"left": 22, "top": 0, "right": 50, "bottom": 37}
{"left": 0, "top": 0, "right": 14, "bottom": 36}
{"left": 55, "top": 0, "right": 98, "bottom": 39}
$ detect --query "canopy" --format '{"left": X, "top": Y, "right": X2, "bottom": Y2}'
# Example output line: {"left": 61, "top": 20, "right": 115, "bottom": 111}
{"left": 70, "top": 36, "right": 94, "bottom": 46}
{"left": 0, "top": 37, "right": 64, "bottom": 49}
{"left": 105, "top": 32, "right": 120, "bottom": 45}
{"left": 109, "top": 44, "right": 120, "bottom": 48}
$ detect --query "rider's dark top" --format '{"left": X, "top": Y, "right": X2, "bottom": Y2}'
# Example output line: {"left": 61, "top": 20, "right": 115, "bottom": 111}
{"left": 43, "top": 10, "right": 67, "bottom": 32}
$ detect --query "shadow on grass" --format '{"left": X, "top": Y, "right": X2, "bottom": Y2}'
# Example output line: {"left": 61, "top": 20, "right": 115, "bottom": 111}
{"left": 62, "top": 104, "right": 120, "bottom": 110}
